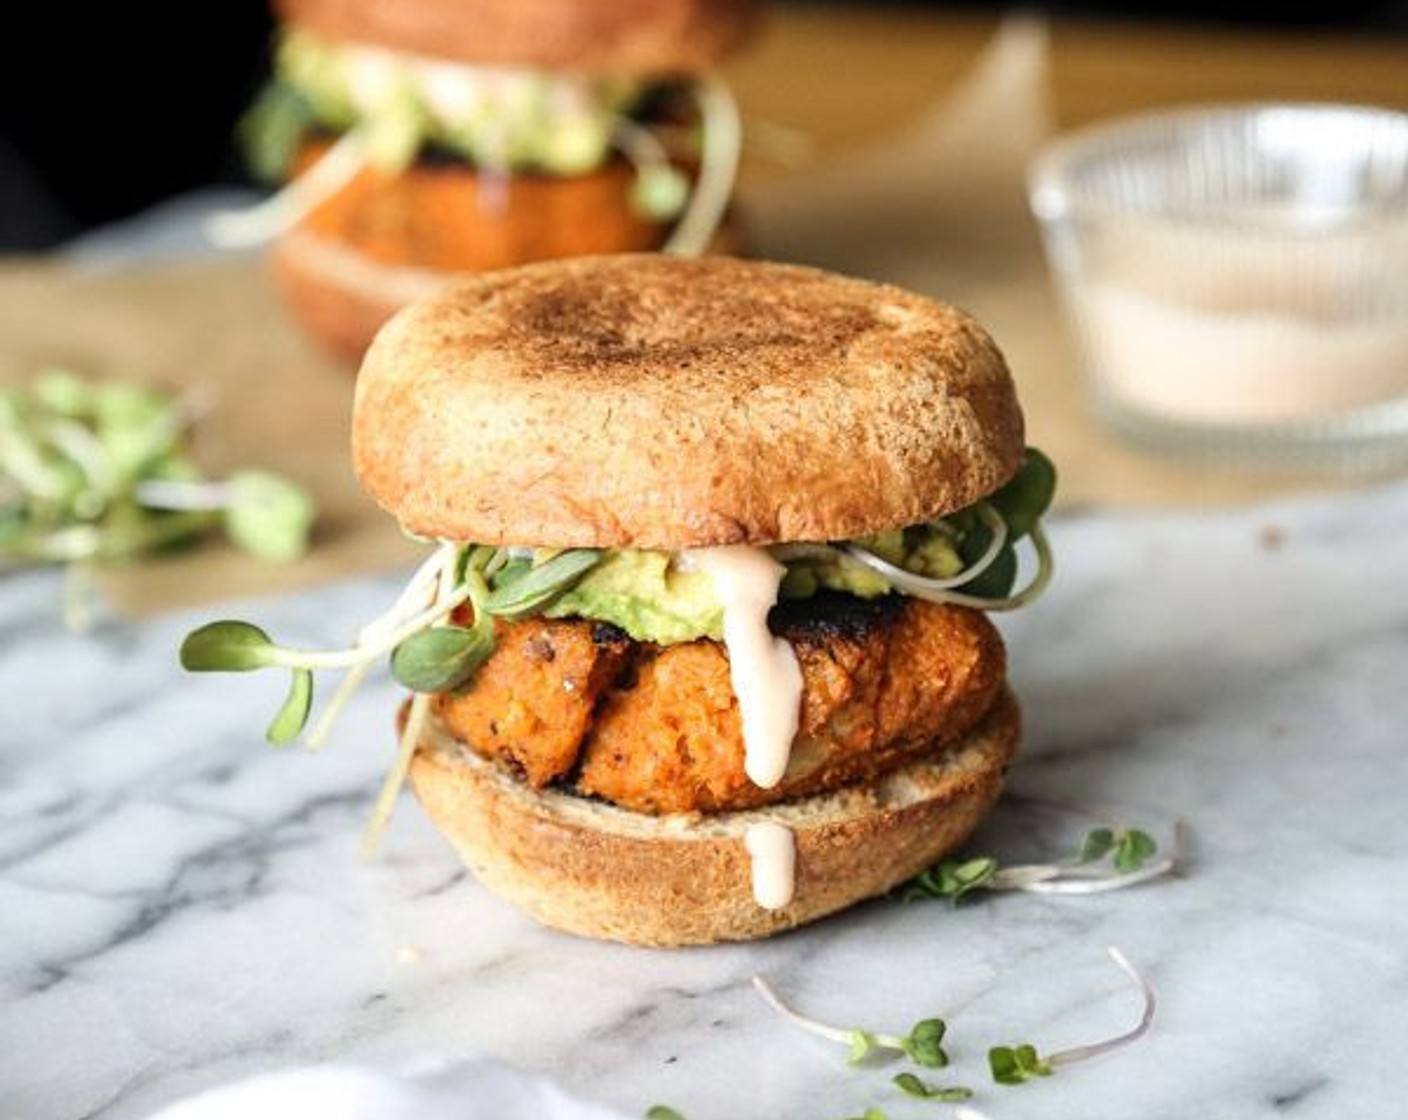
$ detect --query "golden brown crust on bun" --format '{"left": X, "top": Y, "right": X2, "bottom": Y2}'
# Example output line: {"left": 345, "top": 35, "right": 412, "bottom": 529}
{"left": 270, "top": 158, "right": 745, "bottom": 363}
{"left": 274, "top": 0, "right": 762, "bottom": 73}
{"left": 409, "top": 689, "right": 1019, "bottom": 946}
{"left": 353, "top": 255, "right": 1025, "bottom": 545}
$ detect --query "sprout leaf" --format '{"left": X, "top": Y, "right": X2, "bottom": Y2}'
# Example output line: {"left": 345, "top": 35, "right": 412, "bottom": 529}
{"left": 180, "top": 620, "right": 279, "bottom": 672}
{"left": 267, "top": 668, "right": 313, "bottom": 744}
{"left": 900, "top": 1018, "right": 949, "bottom": 1067}
{"left": 892, "top": 1072, "right": 972, "bottom": 1101}
{"left": 990, "top": 448, "right": 1057, "bottom": 540}
{"left": 484, "top": 549, "right": 602, "bottom": 618}
{"left": 1078, "top": 827, "right": 1116, "bottom": 863}
{"left": 989, "top": 1043, "right": 1053, "bottom": 1085}
{"left": 391, "top": 625, "right": 495, "bottom": 693}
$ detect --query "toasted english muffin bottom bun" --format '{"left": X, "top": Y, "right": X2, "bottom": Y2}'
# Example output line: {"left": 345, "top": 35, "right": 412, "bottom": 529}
{"left": 273, "top": 0, "right": 763, "bottom": 72}
{"left": 410, "top": 690, "right": 1020, "bottom": 946}
{"left": 353, "top": 254, "right": 1026, "bottom": 548}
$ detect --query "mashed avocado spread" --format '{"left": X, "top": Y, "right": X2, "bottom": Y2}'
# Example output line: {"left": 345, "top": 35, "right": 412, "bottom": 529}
{"left": 544, "top": 551, "right": 722, "bottom": 644}
{"left": 247, "top": 29, "right": 645, "bottom": 179}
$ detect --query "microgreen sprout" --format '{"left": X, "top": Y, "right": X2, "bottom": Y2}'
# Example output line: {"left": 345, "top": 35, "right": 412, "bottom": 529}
{"left": 988, "top": 1044, "right": 1052, "bottom": 1085}
{"left": 1, "top": 370, "right": 313, "bottom": 627}
{"left": 752, "top": 976, "right": 949, "bottom": 1067}
{"left": 988, "top": 946, "right": 1156, "bottom": 1086}
{"left": 181, "top": 544, "right": 602, "bottom": 743}
{"left": 841, "top": 1109, "right": 890, "bottom": 1120}
{"left": 899, "top": 857, "right": 998, "bottom": 903}
{"left": 892, "top": 1072, "right": 973, "bottom": 1101}
{"left": 898, "top": 800, "right": 1182, "bottom": 904}
{"left": 822, "top": 448, "right": 1056, "bottom": 612}
{"left": 179, "top": 540, "right": 607, "bottom": 848}
{"left": 644, "top": 1107, "right": 685, "bottom": 1120}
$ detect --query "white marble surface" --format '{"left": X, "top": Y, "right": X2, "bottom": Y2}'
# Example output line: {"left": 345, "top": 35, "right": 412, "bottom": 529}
{"left": 3, "top": 479, "right": 1407, "bottom": 1120}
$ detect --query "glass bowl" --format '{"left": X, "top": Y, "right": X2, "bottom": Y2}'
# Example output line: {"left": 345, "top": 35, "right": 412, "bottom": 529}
{"left": 1029, "top": 103, "right": 1408, "bottom": 472}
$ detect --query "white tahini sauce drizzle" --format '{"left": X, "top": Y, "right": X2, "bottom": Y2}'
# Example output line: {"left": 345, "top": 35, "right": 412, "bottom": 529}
{"left": 745, "top": 822, "right": 797, "bottom": 910}
{"left": 686, "top": 545, "right": 802, "bottom": 789}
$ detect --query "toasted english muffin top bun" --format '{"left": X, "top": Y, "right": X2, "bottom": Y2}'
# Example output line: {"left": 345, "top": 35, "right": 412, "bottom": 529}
{"left": 273, "top": 0, "right": 763, "bottom": 72}
{"left": 352, "top": 254, "right": 1025, "bottom": 549}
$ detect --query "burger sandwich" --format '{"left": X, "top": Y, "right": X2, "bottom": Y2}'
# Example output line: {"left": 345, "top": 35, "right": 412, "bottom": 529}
{"left": 181, "top": 254, "right": 1055, "bottom": 946}
{"left": 210, "top": 0, "right": 760, "bottom": 361}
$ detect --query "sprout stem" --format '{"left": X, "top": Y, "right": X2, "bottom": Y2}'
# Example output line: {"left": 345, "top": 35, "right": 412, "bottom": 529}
{"left": 360, "top": 545, "right": 460, "bottom": 854}
{"left": 1047, "top": 947, "right": 1157, "bottom": 1067}
{"left": 1013, "top": 857, "right": 1176, "bottom": 895}
{"left": 663, "top": 75, "right": 741, "bottom": 256}
{"left": 844, "top": 502, "right": 1009, "bottom": 592}
{"left": 751, "top": 976, "right": 905, "bottom": 1052}
{"left": 135, "top": 478, "right": 233, "bottom": 512}
{"left": 837, "top": 513, "right": 1052, "bottom": 613}
{"left": 43, "top": 419, "right": 116, "bottom": 500}
{"left": 362, "top": 691, "right": 430, "bottom": 857}
{"left": 0, "top": 428, "right": 69, "bottom": 500}
{"left": 752, "top": 976, "right": 856, "bottom": 1046}
{"left": 932, "top": 522, "right": 1054, "bottom": 611}
{"left": 305, "top": 542, "right": 459, "bottom": 750}
{"left": 206, "top": 130, "right": 366, "bottom": 248}
{"left": 27, "top": 525, "right": 103, "bottom": 564}
{"left": 613, "top": 118, "right": 675, "bottom": 178}
{"left": 987, "top": 819, "right": 1183, "bottom": 894}
{"left": 303, "top": 661, "right": 371, "bottom": 751}
{"left": 265, "top": 577, "right": 474, "bottom": 671}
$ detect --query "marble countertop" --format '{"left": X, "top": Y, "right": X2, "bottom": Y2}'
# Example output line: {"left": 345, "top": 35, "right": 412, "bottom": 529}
{"left": 3, "top": 479, "right": 1406, "bottom": 1120}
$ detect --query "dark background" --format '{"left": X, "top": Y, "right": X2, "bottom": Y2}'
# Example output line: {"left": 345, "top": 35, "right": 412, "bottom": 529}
{"left": 2, "top": 0, "right": 1405, "bottom": 251}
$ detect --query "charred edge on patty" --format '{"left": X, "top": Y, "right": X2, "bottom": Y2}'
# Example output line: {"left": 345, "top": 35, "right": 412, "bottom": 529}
{"left": 768, "top": 590, "right": 906, "bottom": 645}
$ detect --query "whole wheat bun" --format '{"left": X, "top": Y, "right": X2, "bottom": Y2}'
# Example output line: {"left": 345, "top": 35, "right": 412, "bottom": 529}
{"left": 410, "top": 689, "right": 1019, "bottom": 946}
{"left": 353, "top": 254, "right": 1025, "bottom": 547}
{"left": 274, "top": 0, "right": 761, "bottom": 72}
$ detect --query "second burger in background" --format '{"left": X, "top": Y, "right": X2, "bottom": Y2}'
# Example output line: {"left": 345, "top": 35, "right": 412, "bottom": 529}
{"left": 212, "top": 0, "right": 761, "bottom": 361}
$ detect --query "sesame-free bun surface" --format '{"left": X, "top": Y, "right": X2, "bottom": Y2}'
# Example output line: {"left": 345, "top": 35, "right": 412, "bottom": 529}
{"left": 409, "top": 689, "right": 1019, "bottom": 946}
{"left": 274, "top": 0, "right": 761, "bottom": 72}
{"left": 353, "top": 255, "right": 1025, "bottom": 547}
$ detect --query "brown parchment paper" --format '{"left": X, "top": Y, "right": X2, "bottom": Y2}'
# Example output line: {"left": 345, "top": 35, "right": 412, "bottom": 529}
{"left": 0, "top": 14, "right": 1355, "bottom": 617}
{"left": 0, "top": 258, "right": 422, "bottom": 615}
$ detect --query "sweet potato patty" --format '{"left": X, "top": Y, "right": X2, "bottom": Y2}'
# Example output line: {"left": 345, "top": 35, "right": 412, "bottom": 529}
{"left": 295, "top": 140, "right": 673, "bottom": 273}
{"left": 432, "top": 593, "right": 1007, "bottom": 814}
